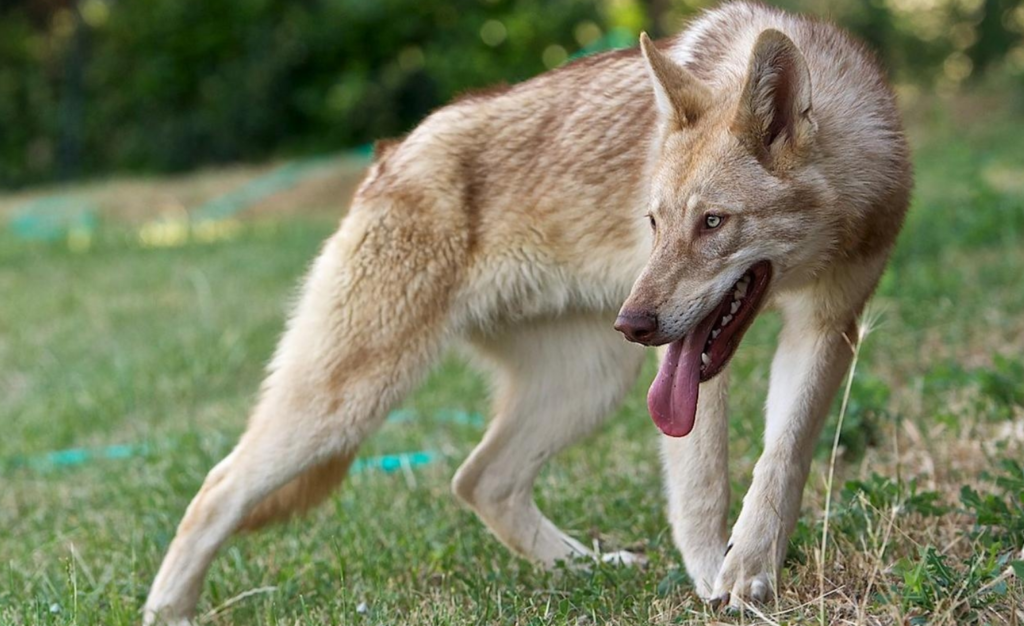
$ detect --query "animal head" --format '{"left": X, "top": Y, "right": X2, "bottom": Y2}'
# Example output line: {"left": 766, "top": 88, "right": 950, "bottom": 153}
{"left": 617, "top": 29, "right": 833, "bottom": 350}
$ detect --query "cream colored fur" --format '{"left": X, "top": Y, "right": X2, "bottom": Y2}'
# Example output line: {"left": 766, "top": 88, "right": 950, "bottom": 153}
{"left": 144, "top": 2, "right": 911, "bottom": 622}
{"left": 621, "top": 3, "right": 910, "bottom": 605}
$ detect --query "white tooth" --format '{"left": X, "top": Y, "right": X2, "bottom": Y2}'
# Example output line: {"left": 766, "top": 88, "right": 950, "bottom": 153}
{"left": 712, "top": 329, "right": 721, "bottom": 339}
{"left": 730, "top": 301, "right": 740, "bottom": 314}
{"left": 701, "top": 353, "right": 710, "bottom": 366}
{"left": 722, "top": 314, "right": 733, "bottom": 326}
{"left": 736, "top": 282, "right": 748, "bottom": 297}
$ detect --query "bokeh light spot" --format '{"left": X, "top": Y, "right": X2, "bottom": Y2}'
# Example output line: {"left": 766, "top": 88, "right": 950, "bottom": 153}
{"left": 480, "top": 20, "right": 507, "bottom": 47}
{"left": 542, "top": 44, "right": 567, "bottom": 68}
{"left": 574, "top": 21, "right": 602, "bottom": 47}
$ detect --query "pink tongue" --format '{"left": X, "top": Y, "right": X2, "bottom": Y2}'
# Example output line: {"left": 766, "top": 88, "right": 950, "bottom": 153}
{"left": 646, "top": 310, "right": 718, "bottom": 437}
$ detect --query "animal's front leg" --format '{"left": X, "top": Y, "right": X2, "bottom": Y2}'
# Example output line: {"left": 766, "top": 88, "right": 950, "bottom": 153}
{"left": 712, "top": 296, "right": 857, "bottom": 607}
{"left": 662, "top": 369, "right": 731, "bottom": 598}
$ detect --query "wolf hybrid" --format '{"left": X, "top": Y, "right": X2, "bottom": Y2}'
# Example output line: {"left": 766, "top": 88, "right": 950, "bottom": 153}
{"left": 145, "top": 2, "right": 911, "bottom": 621}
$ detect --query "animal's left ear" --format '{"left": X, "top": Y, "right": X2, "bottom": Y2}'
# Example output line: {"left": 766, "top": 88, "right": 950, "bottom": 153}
{"left": 733, "top": 29, "right": 816, "bottom": 169}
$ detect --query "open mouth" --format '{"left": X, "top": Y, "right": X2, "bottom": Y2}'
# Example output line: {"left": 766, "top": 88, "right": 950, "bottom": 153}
{"left": 647, "top": 261, "right": 772, "bottom": 437}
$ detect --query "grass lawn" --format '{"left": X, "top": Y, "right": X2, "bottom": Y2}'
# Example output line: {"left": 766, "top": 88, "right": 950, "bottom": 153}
{"left": 2, "top": 95, "right": 1024, "bottom": 625}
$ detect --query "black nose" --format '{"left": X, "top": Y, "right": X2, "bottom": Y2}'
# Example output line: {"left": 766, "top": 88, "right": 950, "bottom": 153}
{"left": 614, "top": 311, "right": 659, "bottom": 344}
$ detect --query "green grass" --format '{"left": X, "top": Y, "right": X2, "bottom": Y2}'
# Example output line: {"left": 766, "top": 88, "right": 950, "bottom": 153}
{"left": 3, "top": 97, "right": 1024, "bottom": 625}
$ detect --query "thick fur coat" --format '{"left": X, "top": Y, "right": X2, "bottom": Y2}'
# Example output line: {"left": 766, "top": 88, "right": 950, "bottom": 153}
{"left": 145, "top": 3, "right": 911, "bottom": 622}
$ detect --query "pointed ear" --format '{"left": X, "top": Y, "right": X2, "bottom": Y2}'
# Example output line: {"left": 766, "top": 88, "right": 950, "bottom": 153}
{"left": 639, "top": 32, "right": 711, "bottom": 126}
{"left": 733, "top": 29, "right": 815, "bottom": 168}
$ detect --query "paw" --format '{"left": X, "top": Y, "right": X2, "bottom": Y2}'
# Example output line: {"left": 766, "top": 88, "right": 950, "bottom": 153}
{"left": 676, "top": 538, "right": 727, "bottom": 599}
{"left": 710, "top": 572, "right": 772, "bottom": 609}
{"left": 600, "top": 550, "right": 647, "bottom": 567}
{"left": 709, "top": 544, "right": 776, "bottom": 608}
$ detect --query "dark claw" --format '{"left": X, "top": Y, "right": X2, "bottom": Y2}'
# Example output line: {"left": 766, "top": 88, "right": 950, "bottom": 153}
{"left": 724, "top": 542, "right": 733, "bottom": 557}
{"left": 709, "top": 592, "right": 730, "bottom": 611}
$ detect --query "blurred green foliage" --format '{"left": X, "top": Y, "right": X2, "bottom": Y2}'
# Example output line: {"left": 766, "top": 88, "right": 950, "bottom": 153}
{"left": 1, "top": 0, "right": 1022, "bottom": 187}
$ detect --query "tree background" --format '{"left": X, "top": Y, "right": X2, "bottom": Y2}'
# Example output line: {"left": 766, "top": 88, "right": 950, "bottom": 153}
{"left": 1, "top": 0, "right": 1022, "bottom": 188}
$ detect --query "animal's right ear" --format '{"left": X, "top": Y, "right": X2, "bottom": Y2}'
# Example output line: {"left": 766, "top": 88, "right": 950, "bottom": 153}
{"left": 639, "top": 32, "right": 711, "bottom": 127}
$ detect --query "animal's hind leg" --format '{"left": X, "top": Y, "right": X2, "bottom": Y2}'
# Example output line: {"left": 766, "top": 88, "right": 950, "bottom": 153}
{"left": 453, "top": 314, "right": 646, "bottom": 568}
{"left": 144, "top": 209, "right": 461, "bottom": 625}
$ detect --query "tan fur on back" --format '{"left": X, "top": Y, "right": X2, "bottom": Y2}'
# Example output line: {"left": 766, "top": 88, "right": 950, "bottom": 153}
{"left": 351, "top": 1, "right": 909, "bottom": 332}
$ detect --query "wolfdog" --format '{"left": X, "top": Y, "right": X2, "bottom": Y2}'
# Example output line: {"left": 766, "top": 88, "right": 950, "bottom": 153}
{"left": 145, "top": 2, "right": 911, "bottom": 622}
